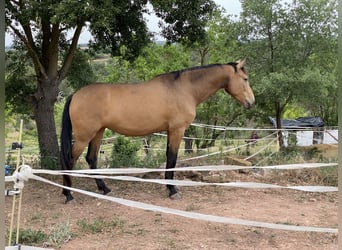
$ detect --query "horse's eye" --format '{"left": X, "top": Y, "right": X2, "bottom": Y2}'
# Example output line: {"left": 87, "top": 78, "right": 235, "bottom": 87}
{"left": 244, "top": 78, "right": 248, "bottom": 82}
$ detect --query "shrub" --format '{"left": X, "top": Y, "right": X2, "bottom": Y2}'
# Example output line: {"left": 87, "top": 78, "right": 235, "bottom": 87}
{"left": 110, "top": 136, "right": 140, "bottom": 167}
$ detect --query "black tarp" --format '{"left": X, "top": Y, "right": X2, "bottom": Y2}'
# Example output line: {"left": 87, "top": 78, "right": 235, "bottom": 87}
{"left": 268, "top": 116, "right": 324, "bottom": 128}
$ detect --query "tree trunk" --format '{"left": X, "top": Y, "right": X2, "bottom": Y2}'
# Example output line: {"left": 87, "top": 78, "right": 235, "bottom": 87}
{"left": 184, "top": 138, "right": 193, "bottom": 154}
{"left": 33, "top": 77, "right": 59, "bottom": 169}
{"left": 184, "top": 127, "right": 194, "bottom": 154}
{"left": 275, "top": 102, "right": 284, "bottom": 150}
{"left": 200, "top": 130, "right": 221, "bottom": 149}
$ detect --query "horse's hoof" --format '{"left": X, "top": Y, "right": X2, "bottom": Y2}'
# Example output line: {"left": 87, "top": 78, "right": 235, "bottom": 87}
{"left": 65, "top": 198, "right": 77, "bottom": 204}
{"left": 170, "top": 192, "right": 182, "bottom": 200}
{"left": 103, "top": 187, "right": 111, "bottom": 195}
{"left": 65, "top": 196, "right": 76, "bottom": 204}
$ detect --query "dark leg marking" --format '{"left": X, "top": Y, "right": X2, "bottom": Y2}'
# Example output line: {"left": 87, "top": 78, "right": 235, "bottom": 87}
{"left": 86, "top": 141, "right": 111, "bottom": 195}
{"left": 165, "top": 144, "right": 179, "bottom": 198}
{"left": 62, "top": 174, "right": 74, "bottom": 203}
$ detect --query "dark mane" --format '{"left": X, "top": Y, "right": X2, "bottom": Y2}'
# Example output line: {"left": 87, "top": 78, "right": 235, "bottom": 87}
{"left": 154, "top": 62, "right": 238, "bottom": 81}
{"left": 227, "top": 62, "right": 238, "bottom": 72}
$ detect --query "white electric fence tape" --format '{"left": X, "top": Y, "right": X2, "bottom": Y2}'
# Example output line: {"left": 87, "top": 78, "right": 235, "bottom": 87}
{"left": 21, "top": 172, "right": 338, "bottom": 193}
{"left": 5, "top": 245, "right": 53, "bottom": 250}
{"left": 30, "top": 173, "right": 337, "bottom": 234}
{"left": 6, "top": 163, "right": 338, "bottom": 194}
{"left": 29, "top": 162, "right": 338, "bottom": 175}
{"left": 5, "top": 164, "right": 338, "bottom": 233}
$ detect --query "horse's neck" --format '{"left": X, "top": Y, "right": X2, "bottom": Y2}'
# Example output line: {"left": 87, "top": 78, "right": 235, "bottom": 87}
{"left": 185, "top": 67, "right": 229, "bottom": 106}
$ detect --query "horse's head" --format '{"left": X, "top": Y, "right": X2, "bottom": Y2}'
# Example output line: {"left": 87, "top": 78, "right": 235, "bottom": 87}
{"left": 225, "top": 59, "right": 255, "bottom": 109}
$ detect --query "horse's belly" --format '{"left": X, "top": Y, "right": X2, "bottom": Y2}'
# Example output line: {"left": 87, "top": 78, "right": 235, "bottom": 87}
{"left": 105, "top": 115, "right": 168, "bottom": 136}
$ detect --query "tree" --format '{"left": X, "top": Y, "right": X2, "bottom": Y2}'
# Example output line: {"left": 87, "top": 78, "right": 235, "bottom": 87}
{"left": 5, "top": 0, "right": 216, "bottom": 168}
{"left": 239, "top": 0, "right": 337, "bottom": 148}
{"left": 133, "top": 43, "right": 192, "bottom": 81}
{"left": 185, "top": 9, "right": 252, "bottom": 151}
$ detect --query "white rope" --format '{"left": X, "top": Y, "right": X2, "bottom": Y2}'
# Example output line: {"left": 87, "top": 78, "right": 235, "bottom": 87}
{"left": 24, "top": 162, "right": 337, "bottom": 176}
{"left": 33, "top": 173, "right": 336, "bottom": 192}
{"left": 6, "top": 163, "right": 336, "bottom": 193}
{"left": 5, "top": 165, "right": 33, "bottom": 195}
{"left": 5, "top": 164, "right": 338, "bottom": 233}
{"left": 190, "top": 123, "right": 336, "bottom": 132}
{"left": 5, "top": 245, "right": 53, "bottom": 250}
{"left": 20, "top": 162, "right": 338, "bottom": 193}
{"left": 30, "top": 173, "right": 337, "bottom": 234}
{"left": 178, "top": 143, "right": 251, "bottom": 162}
{"left": 244, "top": 137, "right": 278, "bottom": 160}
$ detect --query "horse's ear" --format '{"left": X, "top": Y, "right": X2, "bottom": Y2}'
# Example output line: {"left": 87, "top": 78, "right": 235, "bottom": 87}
{"left": 236, "top": 58, "right": 246, "bottom": 69}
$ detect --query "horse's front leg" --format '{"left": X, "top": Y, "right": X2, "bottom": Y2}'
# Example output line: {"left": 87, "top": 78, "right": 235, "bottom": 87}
{"left": 165, "top": 129, "right": 185, "bottom": 200}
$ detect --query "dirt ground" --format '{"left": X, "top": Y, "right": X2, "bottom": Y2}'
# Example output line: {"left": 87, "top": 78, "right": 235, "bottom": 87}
{"left": 5, "top": 164, "right": 338, "bottom": 250}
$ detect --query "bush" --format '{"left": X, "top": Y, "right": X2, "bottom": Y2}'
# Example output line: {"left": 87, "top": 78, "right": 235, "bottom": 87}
{"left": 110, "top": 136, "right": 140, "bottom": 167}
{"left": 140, "top": 150, "right": 166, "bottom": 168}
{"left": 109, "top": 136, "right": 167, "bottom": 168}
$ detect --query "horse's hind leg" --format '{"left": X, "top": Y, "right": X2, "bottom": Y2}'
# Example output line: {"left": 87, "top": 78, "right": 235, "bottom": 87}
{"left": 62, "top": 175, "right": 73, "bottom": 202}
{"left": 63, "top": 140, "right": 88, "bottom": 203}
{"left": 86, "top": 128, "right": 111, "bottom": 195}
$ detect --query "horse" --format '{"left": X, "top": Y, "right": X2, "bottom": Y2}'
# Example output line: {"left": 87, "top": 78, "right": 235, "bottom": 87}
{"left": 60, "top": 59, "right": 255, "bottom": 203}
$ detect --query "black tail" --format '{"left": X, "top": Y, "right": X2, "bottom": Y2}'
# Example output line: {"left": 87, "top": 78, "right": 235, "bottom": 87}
{"left": 60, "top": 95, "right": 73, "bottom": 170}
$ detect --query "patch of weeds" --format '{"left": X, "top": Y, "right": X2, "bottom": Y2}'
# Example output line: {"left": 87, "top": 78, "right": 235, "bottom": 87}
{"left": 76, "top": 216, "right": 125, "bottom": 234}
{"left": 318, "top": 166, "right": 338, "bottom": 186}
{"left": 303, "top": 147, "right": 319, "bottom": 160}
{"left": 7, "top": 228, "right": 48, "bottom": 246}
{"left": 252, "top": 229, "right": 262, "bottom": 235}
{"left": 140, "top": 150, "right": 167, "bottom": 168}
{"left": 46, "top": 220, "right": 72, "bottom": 248}
{"left": 30, "top": 214, "right": 43, "bottom": 223}
{"left": 126, "top": 223, "right": 148, "bottom": 236}
{"left": 136, "top": 228, "right": 148, "bottom": 236}
{"left": 268, "top": 234, "right": 277, "bottom": 245}
{"left": 165, "top": 238, "right": 177, "bottom": 249}
{"left": 129, "top": 223, "right": 142, "bottom": 228}
{"left": 227, "top": 237, "right": 237, "bottom": 244}
{"left": 168, "top": 228, "right": 180, "bottom": 234}
{"left": 154, "top": 213, "right": 162, "bottom": 224}
{"left": 261, "top": 146, "right": 304, "bottom": 165}
{"left": 185, "top": 203, "right": 200, "bottom": 211}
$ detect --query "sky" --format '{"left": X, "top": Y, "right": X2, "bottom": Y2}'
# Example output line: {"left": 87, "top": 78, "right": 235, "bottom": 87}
{"left": 5, "top": 0, "right": 242, "bottom": 46}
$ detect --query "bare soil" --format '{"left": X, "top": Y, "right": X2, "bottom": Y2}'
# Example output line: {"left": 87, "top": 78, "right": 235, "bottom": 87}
{"left": 5, "top": 167, "right": 337, "bottom": 250}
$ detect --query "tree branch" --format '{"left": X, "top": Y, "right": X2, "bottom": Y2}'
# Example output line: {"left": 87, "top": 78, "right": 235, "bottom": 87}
{"left": 281, "top": 94, "right": 292, "bottom": 111}
{"left": 9, "top": 24, "right": 48, "bottom": 79}
{"left": 58, "top": 24, "right": 83, "bottom": 81}
{"left": 47, "top": 24, "right": 61, "bottom": 79}
{"left": 41, "top": 18, "right": 51, "bottom": 68}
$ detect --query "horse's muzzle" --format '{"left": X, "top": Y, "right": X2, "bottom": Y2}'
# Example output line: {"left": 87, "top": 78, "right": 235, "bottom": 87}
{"left": 244, "top": 99, "right": 255, "bottom": 109}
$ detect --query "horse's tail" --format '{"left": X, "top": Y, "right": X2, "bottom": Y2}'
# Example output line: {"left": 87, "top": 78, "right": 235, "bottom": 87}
{"left": 60, "top": 95, "right": 73, "bottom": 170}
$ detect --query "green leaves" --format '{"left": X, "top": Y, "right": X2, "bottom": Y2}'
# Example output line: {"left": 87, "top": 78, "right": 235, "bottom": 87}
{"left": 65, "top": 49, "right": 96, "bottom": 90}
{"left": 240, "top": 0, "right": 337, "bottom": 126}
{"left": 151, "top": 0, "right": 217, "bottom": 46}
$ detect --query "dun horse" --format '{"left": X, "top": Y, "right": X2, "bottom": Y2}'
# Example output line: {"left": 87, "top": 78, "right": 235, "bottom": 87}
{"left": 60, "top": 59, "right": 255, "bottom": 203}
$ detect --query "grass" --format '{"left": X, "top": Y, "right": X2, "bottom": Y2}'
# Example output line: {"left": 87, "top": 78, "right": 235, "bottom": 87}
{"left": 185, "top": 203, "right": 201, "bottom": 211}
{"left": 7, "top": 228, "right": 48, "bottom": 246}
{"left": 76, "top": 216, "right": 125, "bottom": 234}
{"left": 6, "top": 221, "right": 72, "bottom": 249}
